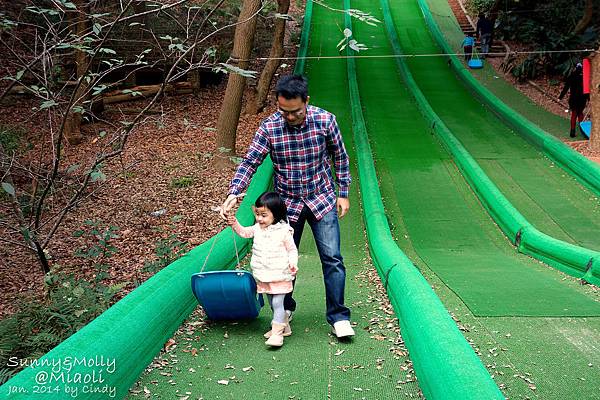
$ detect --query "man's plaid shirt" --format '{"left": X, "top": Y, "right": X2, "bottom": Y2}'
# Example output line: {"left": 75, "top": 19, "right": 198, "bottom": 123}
{"left": 229, "top": 105, "right": 351, "bottom": 222}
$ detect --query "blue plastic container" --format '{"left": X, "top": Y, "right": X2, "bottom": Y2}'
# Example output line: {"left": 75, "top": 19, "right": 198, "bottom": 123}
{"left": 468, "top": 58, "right": 483, "bottom": 69}
{"left": 191, "top": 270, "right": 264, "bottom": 320}
{"left": 580, "top": 121, "right": 591, "bottom": 138}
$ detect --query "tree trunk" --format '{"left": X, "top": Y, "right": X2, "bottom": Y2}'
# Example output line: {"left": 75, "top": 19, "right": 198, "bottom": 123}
{"left": 189, "top": 69, "right": 201, "bottom": 96}
{"left": 0, "top": 145, "right": 50, "bottom": 273}
{"left": 248, "top": 0, "right": 290, "bottom": 115}
{"left": 64, "top": 1, "right": 91, "bottom": 145}
{"left": 590, "top": 50, "right": 599, "bottom": 152}
{"left": 215, "top": 0, "right": 261, "bottom": 166}
{"left": 574, "top": 0, "right": 593, "bottom": 35}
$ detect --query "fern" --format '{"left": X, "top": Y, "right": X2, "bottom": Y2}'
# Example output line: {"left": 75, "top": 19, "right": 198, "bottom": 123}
{"left": 1, "top": 221, "right": 124, "bottom": 382}
{"left": 0, "top": 367, "right": 16, "bottom": 386}
{"left": 0, "top": 272, "right": 122, "bottom": 380}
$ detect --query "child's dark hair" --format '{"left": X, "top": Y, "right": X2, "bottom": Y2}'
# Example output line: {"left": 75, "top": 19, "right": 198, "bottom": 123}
{"left": 275, "top": 75, "right": 308, "bottom": 102}
{"left": 255, "top": 192, "right": 288, "bottom": 224}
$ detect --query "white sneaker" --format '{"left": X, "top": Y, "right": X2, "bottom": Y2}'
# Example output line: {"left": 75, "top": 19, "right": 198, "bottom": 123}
{"left": 332, "top": 320, "right": 355, "bottom": 338}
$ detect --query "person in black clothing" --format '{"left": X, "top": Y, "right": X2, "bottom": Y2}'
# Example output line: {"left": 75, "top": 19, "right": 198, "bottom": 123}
{"left": 476, "top": 13, "right": 493, "bottom": 57}
{"left": 559, "top": 63, "right": 590, "bottom": 138}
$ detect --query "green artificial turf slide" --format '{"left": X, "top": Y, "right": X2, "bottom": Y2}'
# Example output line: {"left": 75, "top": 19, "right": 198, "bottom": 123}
{"left": 347, "top": 0, "right": 600, "bottom": 397}
{"left": 388, "top": 0, "right": 600, "bottom": 253}
{"left": 126, "top": 4, "right": 422, "bottom": 399}
{"left": 423, "top": 0, "right": 572, "bottom": 139}
{"left": 350, "top": 0, "right": 600, "bottom": 318}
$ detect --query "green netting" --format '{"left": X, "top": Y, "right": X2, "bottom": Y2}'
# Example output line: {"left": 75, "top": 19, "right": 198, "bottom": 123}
{"left": 398, "top": 233, "right": 600, "bottom": 400}
{"left": 126, "top": 227, "right": 419, "bottom": 399}
{"left": 364, "top": 0, "right": 600, "bottom": 397}
{"left": 422, "top": 0, "right": 571, "bottom": 140}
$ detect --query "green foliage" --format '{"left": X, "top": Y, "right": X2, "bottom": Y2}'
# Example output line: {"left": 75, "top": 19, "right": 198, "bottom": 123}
{"left": 73, "top": 220, "right": 119, "bottom": 268}
{"left": 1, "top": 182, "right": 15, "bottom": 196}
{"left": 465, "top": 0, "right": 495, "bottom": 15}
{"left": 213, "top": 63, "right": 258, "bottom": 79}
{"left": 260, "top": 0, "right": 278, "bottom": 16}
{"left": 492, "top": 0, "right": 599, "bottom": 80}
{"left": 0, "top": 124, "right": 26, "bottom": 155}
{"left": 289, "top": 28, "right": 302, "bottom": 46}
{"left": 170, "top": 176, "right": 194, "bottom": 188}
{"left": 0, "top": 272, "right": 124, "bottom": 384}
{"left": 143, "top": 229, "right": 188, "bottom": 275}
{"left": 0, "top": 12, "right": 18, "bottom": 31}
{"left": 90, "top": 164, "right": 107, "bottom": 182}
{"left": 0, "top": 222, "right": 125, "bottom": 385}
{"left": 217, "top": 147, "right": 243, "bottom": 164}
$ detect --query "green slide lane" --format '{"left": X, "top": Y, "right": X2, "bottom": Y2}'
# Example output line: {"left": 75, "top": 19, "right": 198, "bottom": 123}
{"left": 387, "top": 0, "right": 600, "bottom": 253}
{"left": 346, "top": 0, "right": 600, "bottom": 398}
{"left": 126, "top": 4, "right": 422, "bottom": 399}
{"left": 351, "top": 0, "right": 600, "bottom": 318}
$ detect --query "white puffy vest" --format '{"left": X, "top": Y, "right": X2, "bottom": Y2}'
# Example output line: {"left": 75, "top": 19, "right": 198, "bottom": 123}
{"left": 250, "top": 221, "right": 294, "bottom": 282}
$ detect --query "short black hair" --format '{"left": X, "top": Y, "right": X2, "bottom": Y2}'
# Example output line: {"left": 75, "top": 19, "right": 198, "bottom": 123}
{"left": 255, "top": 191, "right": 288, "bottom": 224}
{"left": 275, "top": 75, "right": 308, "bottom": 102}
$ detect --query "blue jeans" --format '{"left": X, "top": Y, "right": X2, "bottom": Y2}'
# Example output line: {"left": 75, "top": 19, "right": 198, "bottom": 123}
{"left": 480, "top": 33, "right": 492, "bottom": 55}
{"left": 285, "top": 205, "right": 351, "bottom": 325}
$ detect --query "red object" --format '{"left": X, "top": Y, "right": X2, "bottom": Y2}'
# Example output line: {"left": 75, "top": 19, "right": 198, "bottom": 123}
{"left": 583, "top": 58, "right": 591, "bottom": 94}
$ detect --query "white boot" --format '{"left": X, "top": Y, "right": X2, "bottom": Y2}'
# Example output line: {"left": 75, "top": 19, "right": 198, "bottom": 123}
{"left": 265, "top": 322, "right": 287, "bottom": 347}
{"left": 264, "top": 313, "right": 292, "bottom": 338}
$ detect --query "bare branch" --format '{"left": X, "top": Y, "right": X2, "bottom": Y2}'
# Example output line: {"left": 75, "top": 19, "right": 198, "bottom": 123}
{"left": 0, "top": 236, "right": 36, "bottom": 252}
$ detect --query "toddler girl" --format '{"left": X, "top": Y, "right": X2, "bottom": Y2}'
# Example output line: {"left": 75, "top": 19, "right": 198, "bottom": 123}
{"left": 227, "top": 191, "right": 298, "bottom": 347}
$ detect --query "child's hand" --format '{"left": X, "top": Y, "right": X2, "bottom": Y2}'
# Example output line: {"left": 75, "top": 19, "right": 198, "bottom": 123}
{"left": 226, "top": 213, "right": 236, "bottom": 226}
{"left": 289, "top": 264, "right": 298, "bottom": 276}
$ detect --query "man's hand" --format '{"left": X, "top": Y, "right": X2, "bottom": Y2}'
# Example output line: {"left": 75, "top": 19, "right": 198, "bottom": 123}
{"left": 289, "top": 264, "right": 298, "bottom": 276}
{"left": 220, "top": 194, "right": 238, "bottom": 220}
{"left": 337, "top": 197, "right": 350, "bottom": 218}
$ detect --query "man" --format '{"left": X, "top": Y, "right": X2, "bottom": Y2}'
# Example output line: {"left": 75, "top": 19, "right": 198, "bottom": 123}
{"left": 559, "top": 63, "right": 590, "bottom": 138}
{"left": 220, "top": 74, "right": 355, "bottom": 338}
{"left": 476, "top": 13, "right": 493, "bottom": 57}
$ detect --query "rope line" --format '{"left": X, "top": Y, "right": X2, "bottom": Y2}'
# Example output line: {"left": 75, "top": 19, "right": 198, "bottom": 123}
{"left": 241, "top": 48, "right": 596, "bottom": 63}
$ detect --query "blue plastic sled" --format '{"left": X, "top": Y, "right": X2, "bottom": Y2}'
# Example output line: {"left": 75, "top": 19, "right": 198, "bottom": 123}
{"left": 580, "top": 121, "right": 591, "bottom": 139}
{"left": 468, "top": 58, "right": 483, "bottom": 69}
{"left": 191, "top": 270, "right": 264, "bottom": 320}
